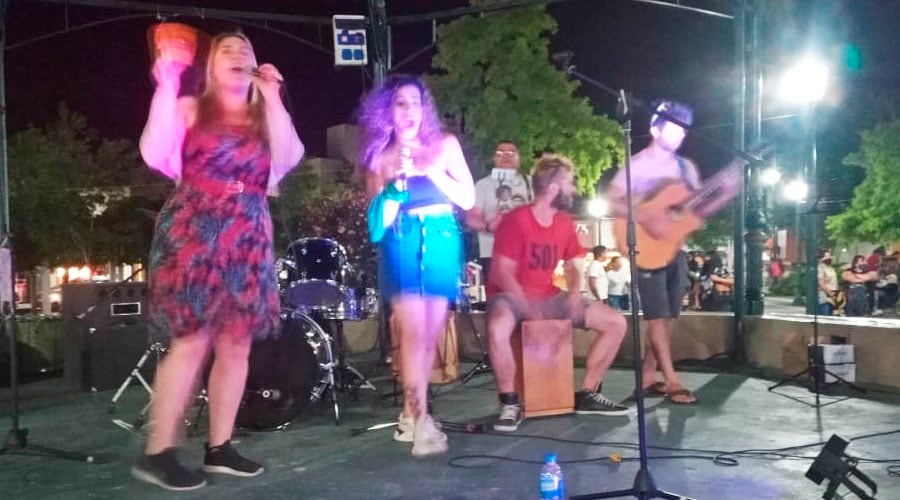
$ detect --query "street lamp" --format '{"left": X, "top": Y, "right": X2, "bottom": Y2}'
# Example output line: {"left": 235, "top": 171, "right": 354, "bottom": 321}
{"left": 587, "top": 197, "right": 609, "bottom": 218}
{"left": 780, "top": 55, "right": 829, "bottom": 314}
{"left": 783, "top": 178, "right": 809, "bottom": 202}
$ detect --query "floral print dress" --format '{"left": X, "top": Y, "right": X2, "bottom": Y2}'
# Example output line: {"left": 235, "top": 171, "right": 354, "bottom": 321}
{"left": 148, "top": 124, "right": 280, "bottom": 340}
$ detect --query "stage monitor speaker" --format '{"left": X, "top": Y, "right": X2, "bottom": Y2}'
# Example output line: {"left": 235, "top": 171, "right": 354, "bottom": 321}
{"left": 61, "top": 282, "right": 155, "bottom": 391}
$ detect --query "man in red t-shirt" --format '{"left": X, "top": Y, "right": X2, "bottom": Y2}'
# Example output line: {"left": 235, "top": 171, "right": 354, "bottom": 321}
{"left": 487, "top": 155, "right": 629, "bottom": 432}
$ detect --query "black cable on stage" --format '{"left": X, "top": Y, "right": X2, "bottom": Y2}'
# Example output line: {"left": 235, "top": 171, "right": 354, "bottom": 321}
{"left": 448, "top": 453, "right": 725, "bottom": 469}
{"left": 438, "top": 422, "right": 900, "bottom": 473}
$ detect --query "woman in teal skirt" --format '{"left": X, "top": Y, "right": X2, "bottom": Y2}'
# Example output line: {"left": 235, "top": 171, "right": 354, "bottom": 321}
{"left": 358, "top": 75, "right": 474, "bottom": 457}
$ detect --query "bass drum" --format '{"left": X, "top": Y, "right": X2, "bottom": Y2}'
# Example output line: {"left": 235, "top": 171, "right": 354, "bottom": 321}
{"left": 237, "top": 310, "right": 335, "bottom": 430}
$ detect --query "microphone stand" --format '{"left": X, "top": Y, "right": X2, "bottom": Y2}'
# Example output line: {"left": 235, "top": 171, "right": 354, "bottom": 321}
{"left": 0, "top": 243, "right": 94, "bottom": 463}
{"left": 555, "top": 54, "right": 691, "bottom": 500}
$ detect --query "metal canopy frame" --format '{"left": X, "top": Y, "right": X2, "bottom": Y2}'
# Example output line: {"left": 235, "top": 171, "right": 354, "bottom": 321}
{"left": 2, "top": 0, "right": 759, "bottom": 357}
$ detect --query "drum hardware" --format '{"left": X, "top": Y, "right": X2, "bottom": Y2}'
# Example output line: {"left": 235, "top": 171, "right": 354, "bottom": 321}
{"left": 320, "top": 317, "right": 378, "bottom": 396}
{"left": 455, "top": 284, "right": 492, "bottom": 385}
{"left": 108, "top": 341, "right": 165, "bottom": 413}
{"left": 460, "top": 313, "right": 492, "bottom": 385}
{"left": 105, "top": 338, "right": 207, "bottom": 435}
{"left": 112, "top": 388, "right": 207, "bottom": 437}
{"left": 108, "top": 342, "right": 208, "bottom": 437}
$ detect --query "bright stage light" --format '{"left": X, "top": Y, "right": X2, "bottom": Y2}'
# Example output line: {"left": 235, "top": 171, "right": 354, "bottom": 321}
{"left": 587, "top": 197, "right": 608, "bottom": 218}
{"left": 760, "top": 167, "right": 782, "bottom": 186}
{"left": 780, "top": 56, "right": 829, "bottom": 103}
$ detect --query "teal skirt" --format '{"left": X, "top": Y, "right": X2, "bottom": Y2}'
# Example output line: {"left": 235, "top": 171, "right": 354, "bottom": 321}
{"left": 378, "top": 211, "right": 462, "bottom": 303}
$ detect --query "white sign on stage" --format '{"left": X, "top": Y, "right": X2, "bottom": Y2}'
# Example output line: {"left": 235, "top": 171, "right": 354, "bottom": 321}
{"left": 333, "top": 15, "right": 368, "bottom": 67}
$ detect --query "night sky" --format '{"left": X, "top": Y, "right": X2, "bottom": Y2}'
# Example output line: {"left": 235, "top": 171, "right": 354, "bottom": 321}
{"left": 4, "top": 0, "right": 899, "bottom": 182}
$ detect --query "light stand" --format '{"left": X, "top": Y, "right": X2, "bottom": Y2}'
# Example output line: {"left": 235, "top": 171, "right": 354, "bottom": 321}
{"left": 767, "top": 103, "right": 864, "bottom": 405}
{"left": 767, "top": 217, "right": 866, "bottom": 405}
{"left": 554, "top": 53, "right": 690, "bottom": 500}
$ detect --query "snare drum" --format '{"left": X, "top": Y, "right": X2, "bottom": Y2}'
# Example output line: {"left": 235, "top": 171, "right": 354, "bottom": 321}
{"left": 237, "top": 310, "right": 335, "bottom": 430}
{"left": 283, "top": 238, "right": 360, "bottom": 320}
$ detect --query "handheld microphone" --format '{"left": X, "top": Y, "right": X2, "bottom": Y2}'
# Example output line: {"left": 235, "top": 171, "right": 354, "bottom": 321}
{"left": 246, "top": 67, "right": 284, "bottom": 83}
{"left": 398, "top": 146, "right": 411, "bottom": 192}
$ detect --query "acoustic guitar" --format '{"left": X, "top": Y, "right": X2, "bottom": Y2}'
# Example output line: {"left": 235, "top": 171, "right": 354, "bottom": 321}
{"left": 613, "top": 145, "right": 771, "bottom": 270}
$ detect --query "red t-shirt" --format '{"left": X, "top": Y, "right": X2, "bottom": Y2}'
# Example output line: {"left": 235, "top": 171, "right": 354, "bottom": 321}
{"left": 488, "top": 206, "right": 583, "bottom": 299}
{"left": 866, "top": 254, "right": 882, "bottom": 273}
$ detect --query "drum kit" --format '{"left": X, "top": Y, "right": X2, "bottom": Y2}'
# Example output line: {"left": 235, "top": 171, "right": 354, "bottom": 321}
{"left": 110, "top": 237, "right": 380, "bottom": 434}
{"left": 240, "top": 237, "right": 380, "bottom": 429}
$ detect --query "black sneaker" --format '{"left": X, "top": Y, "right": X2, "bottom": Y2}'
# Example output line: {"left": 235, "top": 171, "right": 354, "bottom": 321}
{"left": 493, "top": 403, "right": 523, "bottom": 432}
{"left": 202, "top": 441, "right": 265, "bottom": 477}
{"left": 575, "top": 391, "right": 630, "bottom": 416}
{"left": 131, "top": 448, "right": 207, "bottom": 491}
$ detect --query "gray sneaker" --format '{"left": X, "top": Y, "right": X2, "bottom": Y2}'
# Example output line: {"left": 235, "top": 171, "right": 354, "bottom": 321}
{"left": 575, "top": 391, "right": 630, "bottom": 416}
{"left": 493, "top": 403, "right": 523, "bottom": 432}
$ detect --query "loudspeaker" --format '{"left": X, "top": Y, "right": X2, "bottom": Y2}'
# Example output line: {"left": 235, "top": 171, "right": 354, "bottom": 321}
{"left": 61, "top": 282, "right": 154, "bottom": 390}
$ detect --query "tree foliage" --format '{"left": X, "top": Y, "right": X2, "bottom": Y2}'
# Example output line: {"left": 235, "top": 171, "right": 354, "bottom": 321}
{"left": 825, "top": 118, "right": 900, "bottom": 244}
{"left": 687, "top": 207, "right": 734, "bottom": 252}
{"left": 427, "top": 1, "right": 623, "bottom": 194}
{"left": 8, "top": 103, "right": 165, "bottom": 269}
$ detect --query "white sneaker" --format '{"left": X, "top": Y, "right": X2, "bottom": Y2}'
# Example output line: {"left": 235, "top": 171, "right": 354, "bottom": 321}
{"left": 411, "top": 416, "right": 449, "bottom": 457}
{"left": 393, "top": 413, "right": 415, "bottom": 442}
{"left": 394, "top": 414, "right": 445, "bottom": 443}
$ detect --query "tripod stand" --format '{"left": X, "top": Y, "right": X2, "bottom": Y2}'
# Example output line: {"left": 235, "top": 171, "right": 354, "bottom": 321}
{"left": 767, "top": 291, "right": 866, "bottom": 406}
{"left": 109, "top": 341, "right": 165, "bottom": 412}
{"left": 0, "top": 247, "right": 93, "bottom": 462}
{"left": 554, "top": 55, "right": 691, "bottom": 500}
{"left": 322, "top": 317, "right": 377, "bottom": 394}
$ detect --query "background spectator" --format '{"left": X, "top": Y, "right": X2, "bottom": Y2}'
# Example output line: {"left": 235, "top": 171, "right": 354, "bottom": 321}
{"left": 606, "top": 256, "right": 630, "bottom": 310}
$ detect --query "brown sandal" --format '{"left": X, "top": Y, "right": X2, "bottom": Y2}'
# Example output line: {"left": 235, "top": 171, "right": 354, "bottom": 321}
{"left": 665, "top": 388, "right": 698, "bottom": 405}
{"left": 642, "top": 381, "right": 668, "bottom": 397}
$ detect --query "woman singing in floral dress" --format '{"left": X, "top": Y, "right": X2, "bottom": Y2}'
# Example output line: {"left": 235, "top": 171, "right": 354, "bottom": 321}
{"left": 133, "top": 30, "right": 304, "bottom": 490}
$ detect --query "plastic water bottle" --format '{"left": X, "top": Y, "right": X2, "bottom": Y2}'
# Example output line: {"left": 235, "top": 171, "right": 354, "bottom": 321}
{"left": 539, "top": 453, "right": 564, "bottom": 500}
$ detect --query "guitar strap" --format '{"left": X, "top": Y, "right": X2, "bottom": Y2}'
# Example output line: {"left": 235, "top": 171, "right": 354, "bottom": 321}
{"left": 675, "top": 155, "right": 698, "bottom": 190}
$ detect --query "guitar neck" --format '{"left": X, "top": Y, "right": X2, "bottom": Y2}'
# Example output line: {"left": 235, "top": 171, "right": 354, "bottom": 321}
{"left": 683, "top": 163, "right": 741, "bottom": 217}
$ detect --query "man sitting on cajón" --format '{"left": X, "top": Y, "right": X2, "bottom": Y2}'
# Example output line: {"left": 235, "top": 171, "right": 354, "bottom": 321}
{"left": 486, "top": 154, "right": 630, "bottom": 432}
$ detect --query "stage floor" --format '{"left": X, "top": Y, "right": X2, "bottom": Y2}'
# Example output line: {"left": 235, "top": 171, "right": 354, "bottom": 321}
{"left": 2, "top": 358, "right": 899, "bottom": 499}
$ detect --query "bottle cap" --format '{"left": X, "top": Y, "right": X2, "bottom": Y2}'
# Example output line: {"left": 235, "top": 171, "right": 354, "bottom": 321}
{"left": 545, "top": 453, "right": 557, "bottom": 463}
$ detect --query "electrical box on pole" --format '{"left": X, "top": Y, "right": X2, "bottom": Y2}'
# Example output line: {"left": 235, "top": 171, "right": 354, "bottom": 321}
{"left": 332, "top": 15, "right": 368, "bottom": 66}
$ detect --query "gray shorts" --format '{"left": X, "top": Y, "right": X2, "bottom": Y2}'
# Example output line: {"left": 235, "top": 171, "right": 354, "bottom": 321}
{"left": 487, "top": 292, "right": 589, "bottom": 329}
{"left": 637, "top": 252, "right": 687, "bottom": 320}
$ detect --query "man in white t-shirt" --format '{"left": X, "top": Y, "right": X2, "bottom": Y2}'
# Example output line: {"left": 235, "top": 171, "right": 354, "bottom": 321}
{"left": 585, "top": 245, "right": 609, "bottom": 302}
{"left": 465, "top": 140, "right": 534, "bottom": 290}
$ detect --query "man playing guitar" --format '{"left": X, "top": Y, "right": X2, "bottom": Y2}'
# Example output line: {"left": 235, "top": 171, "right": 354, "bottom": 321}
{"left": 607, "top": 100, "right": 704, "bottom": 405}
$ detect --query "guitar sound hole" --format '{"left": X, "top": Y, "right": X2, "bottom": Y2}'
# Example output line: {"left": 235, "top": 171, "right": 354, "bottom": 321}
{"left": 668, "top": 206, "right": 686, "bottom": 221}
